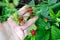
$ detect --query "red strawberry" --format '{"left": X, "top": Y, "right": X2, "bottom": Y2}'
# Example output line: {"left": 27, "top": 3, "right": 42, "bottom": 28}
{"left": 27, "top": 6, "right": 33, "bottom": 13}
{"left": 18, "top": 17, "right": 24, "bottom": 25}
{"left": 31, "top": 30, "right": 36, "bottom": 36}
{"left": 18, "top": 17, "right": 23, "bottom": 22}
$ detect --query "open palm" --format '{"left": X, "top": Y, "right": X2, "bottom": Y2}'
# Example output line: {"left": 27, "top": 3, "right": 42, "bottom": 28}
{"left": 2, "top": 5, "right": 38, "bottom": 40}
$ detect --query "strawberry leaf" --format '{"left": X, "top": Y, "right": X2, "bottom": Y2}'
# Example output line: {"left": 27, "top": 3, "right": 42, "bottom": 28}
{"left": 51, "top": 26, "right": 60, "bottom": 40}
{"left": 56, "top": 10, "right": 60, "bottom": 17}
{"left": 56, "top": 18, "right": 60, "bottom": 22}
{"left": 28, "top": 0, "right": 35, "bottom": 7}
{"left": 48, "top": 8, "right": 56, "bottom": 18}
{"left": 48, "top": 0, "right": 57, "bottom": 4}
{"left": 13, "top": 0, "right": 20, "bottom": 6}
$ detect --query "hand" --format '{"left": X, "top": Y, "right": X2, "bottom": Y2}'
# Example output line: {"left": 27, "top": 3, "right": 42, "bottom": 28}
{"left": 2, "top": 5, "right": 38, "bottom": 40}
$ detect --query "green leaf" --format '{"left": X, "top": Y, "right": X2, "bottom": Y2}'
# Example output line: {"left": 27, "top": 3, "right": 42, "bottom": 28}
{"left": 51, "top": 26, "right": 60, "bottom": 40}
{"left": 13, "top": 0, "right": 19, "bottom": 6}
{"left": 35, "top": 18, "right": 50, "bottom": 30}
{"left": 2, "top": 0, "right": 10, "bottom": 3}
{"left": 36, "top": 4, "right": 49, "bottom": 18}
{"left": 40, "top": 4, "right": 48, "bottom": 11}
{"left": 45, "top": 22, "right": 51, "bottom": 30}
{"left": 35, "top": 17, "right": 51, "bottom": 40}
{"left": 24, "top": 36, "right": 31, "bottom": 40}
{"left": 13, "top": 13, "right": 20, "bottom": 24}
{"left": 31, "top": 36, "right": 35, "bottom": 40}
{"left": 56, "top": 18, "right": 60, "bottom": 22}
{"left": 48, "top": 8, "right": 56, "bottom": 18}
{"left": 35, "top": 29, "right": 50, "bottom": 40}
{"left": 0, "top": 2, "right": 7, "bottom": 7}
{"left": 40, "top": 32, "right": 50, "bottom": 40}
{"left": 48, "top": 0, "right": 57, "bottom": 4}
{"left": 56, "top": 10, "right": 60, "bottom": 17}
{"left": 35, "top": 18, "right": 46, "bottom": 29}
{"left": 50, "top": 2, "right": 60, "bottom": 9}
{"left": 28, "top": 0, "right": 35, "bottom": 7}
{"left": 1, "top": 3, "right": 17, "bottom": 22}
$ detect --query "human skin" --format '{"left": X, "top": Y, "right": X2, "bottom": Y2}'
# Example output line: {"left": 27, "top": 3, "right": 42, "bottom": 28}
{"left": 0, "top": 5, "right": 38, "bottom": 40}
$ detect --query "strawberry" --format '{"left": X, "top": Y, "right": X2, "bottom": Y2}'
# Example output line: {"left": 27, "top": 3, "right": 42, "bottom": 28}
{"left": 18, "top": 17, "right": 23, "bottom": 22}
{"left": 27, "top": 6, "right": 33, "bottom": 13}
{"left": 18, "top": 17, "right": 24, "bottom": 25}
{"left": 31, "top": 30, "right": 36, "bottom": 36}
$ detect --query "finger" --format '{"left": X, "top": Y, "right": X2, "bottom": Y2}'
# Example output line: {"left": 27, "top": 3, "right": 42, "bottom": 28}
{"left": 7, "top": 16, "right": 18, "bottom": 28}
{"left": 25, "top": 16, "right": 38, "bottom": 26}
{"left": 23, "top": 12, "right": 30, "bottom": 17}
{"left": 18, "top": 5, "right": 29, "bottom": 16}
{"left": 22, "top": 16, "right": 38, "bottom": 30}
